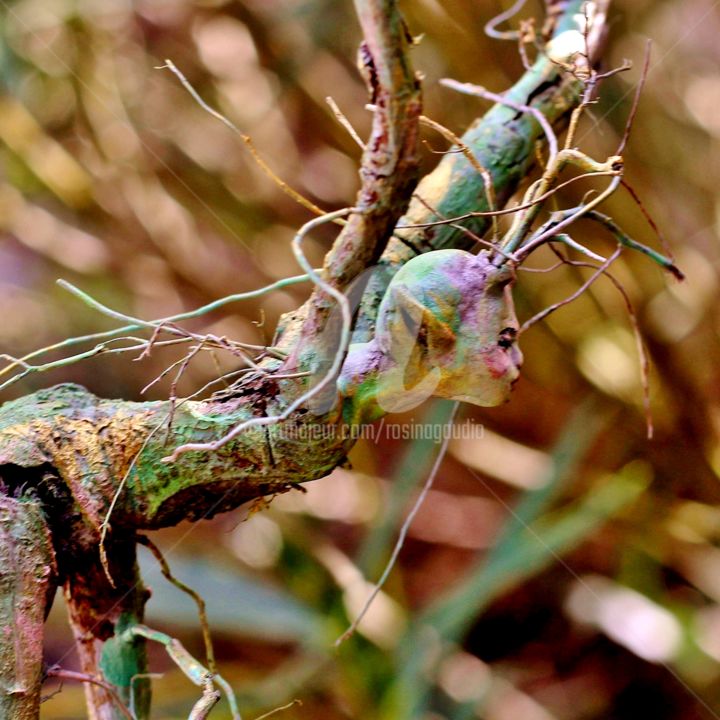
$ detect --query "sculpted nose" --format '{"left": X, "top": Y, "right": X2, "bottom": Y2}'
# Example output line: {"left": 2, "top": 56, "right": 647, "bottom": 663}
{"left": 510, "top": 344, "right": 523, "bottom": 370}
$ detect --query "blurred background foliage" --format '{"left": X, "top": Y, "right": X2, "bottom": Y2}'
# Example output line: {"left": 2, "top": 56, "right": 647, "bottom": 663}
{"left": 1, "top": 0, "right": 719, "bottom": 718}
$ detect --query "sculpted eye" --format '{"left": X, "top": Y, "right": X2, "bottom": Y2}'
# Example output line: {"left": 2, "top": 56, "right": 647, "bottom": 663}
{"left": 498, "top": 327, "right": 517, "bottom": 349}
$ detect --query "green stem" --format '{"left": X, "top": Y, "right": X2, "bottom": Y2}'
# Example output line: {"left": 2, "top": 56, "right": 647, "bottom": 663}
{"left": 583, "top": 210, "right": 684, "bottom": 279}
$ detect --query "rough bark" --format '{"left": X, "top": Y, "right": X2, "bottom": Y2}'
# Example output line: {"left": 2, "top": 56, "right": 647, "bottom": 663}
{"left": 0, "top": 495, "right": 55, "bottom": 719}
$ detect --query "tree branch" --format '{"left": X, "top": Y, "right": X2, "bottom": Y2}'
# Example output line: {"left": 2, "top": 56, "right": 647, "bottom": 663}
{"left": 282, "top": 0, "right": 422, "bottom": 363}
{"left": 353, "top": 0, "right": 612, "bottom": 340}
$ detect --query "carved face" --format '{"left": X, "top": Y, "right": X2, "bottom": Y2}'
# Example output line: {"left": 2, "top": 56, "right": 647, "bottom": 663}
{"left": 375, "top": 249, "right": 523, "bottom": 408}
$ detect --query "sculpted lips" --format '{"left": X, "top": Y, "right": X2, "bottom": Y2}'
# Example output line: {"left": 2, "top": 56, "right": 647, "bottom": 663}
{"left": 484, "top": 340, "right": 522, "bottom": 380}
{"left": 485, "top": 351, "right": 517, "bottom": 379}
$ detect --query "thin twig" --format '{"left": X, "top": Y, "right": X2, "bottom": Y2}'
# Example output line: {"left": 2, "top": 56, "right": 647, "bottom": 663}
{"left": 137, "top": 535, "right": 216, "bottom": 674}
{"left": 141, "top": 342, "right": 207, "bottom": 396}
{"left": 551, "top": 233, "right": 607, "bottom": 262}
{"left": 44, "top": 667, "right": 135, "bottom": 720}
{"left": 419, "top": 114, "right": 500, "bottom": 241}
{"left": 440, "top": 78, "right": 558, "bottom": 165}
{"left": 336, "top": 402, "right": 459, "bottom": 645}
{"left": 485, "top": 0, "right": 528, "bottom": 40}
{"left": 326, "top": 96, "right": 365, "bottom": 149}
{"left": 163, "top": 341, "right": 214, "bottom": 440}
{"left": 556, "top": 208, "right": 683, "bottom": 279}
{"left": 450, "top": 223, "right": 514, "bottom": 259}
{"left": 55, "top": 282, "right": 289, "bottom": 369}
{"left": 189, "top": 678, "right": 221, "bottom": 720}
{"left": 0, "top": 274, "right": 313, "bottom": 393}
{"left": 159, "top": 59, "right": 328, "bottom": 219}
{"left": 513, "top": 174, "right": 623, "bottom": 259}
{"left": 395, "top": 170, "right": 617, "bottom": 230}
{"left": 99, "top": 421, "right": 165, "bottom": 587}
{"left": 516, "top": 17, "right": 536, "bottom": 70}
{"left": 551, "top": 254, "right": 654, "bottom": 439}
{"left": 125, "top": 625, "right": 241, "bottom": 719}
{"left": 254, "top": 699, "right": 303, "bottom": 720}
{"left": 0, "top": 337, "right": 194, "bottom": 394}
{"left": 520, "top": 246, "right": 622, "bottom": 331}
{"left": 163, "top": 208, "right": 355, "bottom": 462}
{"left": 620, "top": 178, "right": 674, "bottom": 261}
{"left": 617, "top": 40, "right": 651, "bottom": 155}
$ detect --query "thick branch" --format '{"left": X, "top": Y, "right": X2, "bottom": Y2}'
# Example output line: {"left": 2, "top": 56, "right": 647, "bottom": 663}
{"left": 283, "top": 0, "right": 422, "bottom": 361}
{"left": 326, "top": 0, "right": 421, "bottom": 286}
{"left": 0, "top": 497, "right": 55, "bottom": 720}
